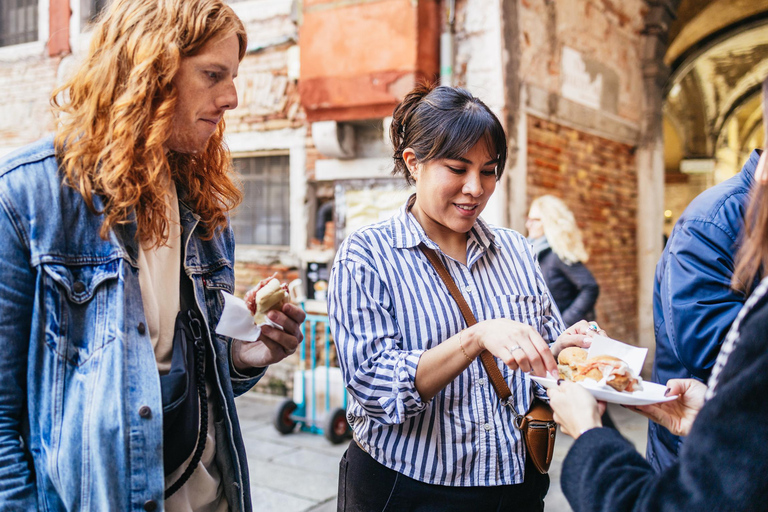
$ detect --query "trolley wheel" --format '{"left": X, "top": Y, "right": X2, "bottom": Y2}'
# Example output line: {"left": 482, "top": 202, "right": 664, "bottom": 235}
{"left": 324, "top": 407, "right": 350, "bottom": 444}
{"left": 274, "top": 399, "right": 298, "bottom": 434}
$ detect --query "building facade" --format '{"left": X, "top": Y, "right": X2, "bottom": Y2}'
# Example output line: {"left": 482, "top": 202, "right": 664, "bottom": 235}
{"left": 1, "top": 0, "right": 767, "bottom": 373}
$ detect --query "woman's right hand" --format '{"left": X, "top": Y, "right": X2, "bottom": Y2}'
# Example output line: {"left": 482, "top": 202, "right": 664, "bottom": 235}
{"left": 467, "top": 319, "right": 558, "bottom": 378}
{"left": 627, "top": 378, "right": 707, "bottom": 437}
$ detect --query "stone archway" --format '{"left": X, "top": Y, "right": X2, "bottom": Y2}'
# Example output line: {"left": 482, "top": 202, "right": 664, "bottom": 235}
{"left": 637, "top": 0, "right": 768, "bottom": 363}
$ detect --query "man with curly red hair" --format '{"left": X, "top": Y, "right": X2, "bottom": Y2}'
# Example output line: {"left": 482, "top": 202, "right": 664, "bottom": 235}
{"left": 0, "top": 0, "right": 304, "bottom": 510}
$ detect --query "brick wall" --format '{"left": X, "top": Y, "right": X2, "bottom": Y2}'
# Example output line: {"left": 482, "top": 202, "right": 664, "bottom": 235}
{"left": 228, "top": 49, "right": 305, "bottom": 134}
{"left": 234, "top": 263, "right": 300, "bottom": 298}
{"left": 526, "top": 115, "right": 638, "bottom": 345}
{"left": 0, "top": 56, "right": 59, "bottom": 150}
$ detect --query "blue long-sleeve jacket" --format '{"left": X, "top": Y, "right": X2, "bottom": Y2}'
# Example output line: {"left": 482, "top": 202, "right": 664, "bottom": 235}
{"left": 647, "top": 150, "right": 759, "bottom": 472}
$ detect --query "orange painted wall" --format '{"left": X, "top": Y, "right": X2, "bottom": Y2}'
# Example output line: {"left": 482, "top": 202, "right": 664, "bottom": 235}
{"left": 48, "top": 0, "right": 71, "bottom": 57}
{"left": 299, "top": 0, "right": 439, "bottom": 121}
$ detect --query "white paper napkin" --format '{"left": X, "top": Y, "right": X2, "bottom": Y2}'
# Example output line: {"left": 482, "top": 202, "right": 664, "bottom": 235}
{"left": 586, "top": 335, "right": 647, "bottom": 375}
{"left": 215, "top": 291, "right": 282, "bottom": 342}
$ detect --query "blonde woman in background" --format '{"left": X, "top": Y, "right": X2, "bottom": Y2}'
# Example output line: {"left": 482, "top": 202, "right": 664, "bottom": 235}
{"left": 526, "top": 196, "right": 617, "bottom": 431}
{"left": 525, "top": 195, "right": 599, "bottom": 326}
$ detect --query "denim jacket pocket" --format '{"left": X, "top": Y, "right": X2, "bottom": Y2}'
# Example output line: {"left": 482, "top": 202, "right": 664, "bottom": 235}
{"left": 198, "top": 263, "right": 234, "bottom": 320}
{"left": 489, "top": 294, "right": 544, "bottom": 330}
{"left": 41, "top": 258, "right": 121, "bottom": 366}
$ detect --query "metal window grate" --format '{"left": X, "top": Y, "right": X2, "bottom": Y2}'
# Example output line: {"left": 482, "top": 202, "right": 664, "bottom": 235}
{"left": 81, "top": 0, "right": 109, "bottom": 27}
{"left": 0, "top": 0, "right": 38, "bottom": 47}
{"left": 231, "top": 155, "right": 291, "bottom": 246}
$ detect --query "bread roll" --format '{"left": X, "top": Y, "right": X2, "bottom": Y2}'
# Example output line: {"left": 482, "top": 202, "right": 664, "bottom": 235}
{"left": 245, "top": 278, "right": 290, "bottom": 325}
{"left": 557, "top": 347, "right": 588, "bottom": 366}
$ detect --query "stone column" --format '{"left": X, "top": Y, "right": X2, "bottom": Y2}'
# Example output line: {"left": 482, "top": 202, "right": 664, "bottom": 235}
{"left": 500, "top": 0, "right": 523, "bottom": 231}
{"left": 636, "top": 0, "right": 679, "bottom": 371}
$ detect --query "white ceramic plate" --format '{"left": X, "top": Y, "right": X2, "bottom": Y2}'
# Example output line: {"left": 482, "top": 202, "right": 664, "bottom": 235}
{"left": 530, "top": 376, "right": 678, "bottom": 406}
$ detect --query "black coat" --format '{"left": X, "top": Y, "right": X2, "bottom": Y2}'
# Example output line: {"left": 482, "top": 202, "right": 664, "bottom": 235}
{"left": 538, "top": 248, "right": 599, "bottom": 326}
{"left": 561, "top": 283, "right": 768, "bottom": 512}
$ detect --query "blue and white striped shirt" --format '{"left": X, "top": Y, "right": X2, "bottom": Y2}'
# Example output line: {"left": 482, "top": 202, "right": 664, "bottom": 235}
{"left": 328, "top": 199, "right": 565, "bottom": 486}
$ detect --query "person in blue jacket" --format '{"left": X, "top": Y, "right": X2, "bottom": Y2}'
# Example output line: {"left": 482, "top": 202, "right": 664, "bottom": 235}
{"left": 648, "top": 149, "right": 761, "bottom": 471}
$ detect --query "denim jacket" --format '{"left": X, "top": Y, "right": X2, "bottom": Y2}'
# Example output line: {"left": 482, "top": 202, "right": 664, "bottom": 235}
{"left": 0, "top": 137, "right": 262, "bottom": 511}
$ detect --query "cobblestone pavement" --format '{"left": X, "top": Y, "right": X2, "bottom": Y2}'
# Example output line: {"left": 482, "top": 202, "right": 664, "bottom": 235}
{"left": 236, "top": 393, "right": 648, "bottom": 512}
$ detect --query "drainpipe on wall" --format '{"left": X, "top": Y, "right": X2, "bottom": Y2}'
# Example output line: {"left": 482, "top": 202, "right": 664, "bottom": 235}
{"left": 440, "top": 0, "right": 455, "bottom": 86}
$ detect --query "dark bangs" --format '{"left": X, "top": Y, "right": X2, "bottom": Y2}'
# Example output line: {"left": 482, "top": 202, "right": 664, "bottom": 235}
{"left": 421, "top": 101, "right": 507, "bottom": 179}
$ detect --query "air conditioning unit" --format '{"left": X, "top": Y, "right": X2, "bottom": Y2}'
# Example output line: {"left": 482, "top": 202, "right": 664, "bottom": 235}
{"left": 311, "top": 121, "right": 355, "bottom": 159}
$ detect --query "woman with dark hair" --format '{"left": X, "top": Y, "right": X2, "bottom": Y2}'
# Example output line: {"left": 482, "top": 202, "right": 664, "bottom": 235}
{"left": 327, "top": 83, "right": 597, "bottom": 511}
{"left": 547, "top": 103, "right": 768, "bottom": 509}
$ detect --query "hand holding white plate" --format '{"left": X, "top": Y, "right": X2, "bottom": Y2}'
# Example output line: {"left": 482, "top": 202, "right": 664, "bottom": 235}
{"left": 531, "top": 375, "right": 677, "bottom": 406}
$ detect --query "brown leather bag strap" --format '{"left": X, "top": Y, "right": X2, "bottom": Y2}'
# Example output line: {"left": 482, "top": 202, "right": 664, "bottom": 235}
{"left": 419, "top": 245, "right": 512, "bottom": 403}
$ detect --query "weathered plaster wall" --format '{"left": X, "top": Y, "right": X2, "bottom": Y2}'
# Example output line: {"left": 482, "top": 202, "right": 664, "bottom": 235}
{"left": 0, "top": 55, "right": 59, "bottom": 154}
{"left": 519, "top": 0, "right": 647, "bottom": 123}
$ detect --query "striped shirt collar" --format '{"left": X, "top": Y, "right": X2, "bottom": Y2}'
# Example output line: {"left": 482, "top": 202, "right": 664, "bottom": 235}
{"left": 390, "top": 194, "right": 499, "bottom": 254}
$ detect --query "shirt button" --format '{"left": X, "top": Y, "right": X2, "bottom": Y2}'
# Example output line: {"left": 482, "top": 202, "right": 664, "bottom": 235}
{"left": 143, "top": 500, "right": 157, "bottom": 512}
{"left": 73, "top": 281, "right": 86, "bottom": 294}
{"left": 478, "top": 378, "right": 487, "bottom": 386}
{"left": 465, "top": 285, "right": 473, "bottom": 293}
{"left": 137, "top": 322, "right": 146, "bottom": 335}
{"left": 484, "top": 423, "right": 493, "bottom": 431}
{"left": 139, "top": 406, "right": 152, "bottom": 419}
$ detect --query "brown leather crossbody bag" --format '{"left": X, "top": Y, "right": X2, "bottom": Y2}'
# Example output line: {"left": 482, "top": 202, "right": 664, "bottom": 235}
{"left": 420, "top": 245, "right": 556, "bottom": 474}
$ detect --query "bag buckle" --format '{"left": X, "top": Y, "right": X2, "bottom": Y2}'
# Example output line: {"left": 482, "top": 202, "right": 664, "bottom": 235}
{"left": 500, "top": 397, "right": 526, "bottom": 429}
{"left": 186, "top": 311, "right": 203, "bottom": 347}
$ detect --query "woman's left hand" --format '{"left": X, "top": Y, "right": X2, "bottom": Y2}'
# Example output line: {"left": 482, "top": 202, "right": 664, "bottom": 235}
{"left": 551, "top": 320, "right": 605, "bottom": 357}
{"left": 628, "top": 378, "right": 706, "bottom": 437}
{"left": 548, "top": 380, "right": 604, "bottom": 439}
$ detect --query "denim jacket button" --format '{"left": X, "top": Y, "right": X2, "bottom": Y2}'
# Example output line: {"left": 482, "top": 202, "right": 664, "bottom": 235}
{"left": 137, "top": 322, "right": 146, "bottom": 335}
{"left": 138, "top": 406, "right": 152, "bottom": 419}
{"left": 73, "top": 281, "right": 86, "bottom": 294}
{"left": 143, "top": 500, "right": 157, "bottom": 511}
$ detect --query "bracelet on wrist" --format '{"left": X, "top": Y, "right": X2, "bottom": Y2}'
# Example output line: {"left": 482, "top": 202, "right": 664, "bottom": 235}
{"left": 459, "top": 330, "right": 473, "bottom": 363}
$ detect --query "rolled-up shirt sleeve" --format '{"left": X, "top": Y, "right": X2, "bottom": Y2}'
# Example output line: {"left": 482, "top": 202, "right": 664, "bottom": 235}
{"left": 328, "top": 255, "right": 427, "bottom": 425}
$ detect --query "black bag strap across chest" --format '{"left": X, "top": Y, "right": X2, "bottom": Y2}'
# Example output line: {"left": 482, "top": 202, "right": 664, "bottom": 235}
{"left": 160, "top": 237, "right": 209, "bottom": 498}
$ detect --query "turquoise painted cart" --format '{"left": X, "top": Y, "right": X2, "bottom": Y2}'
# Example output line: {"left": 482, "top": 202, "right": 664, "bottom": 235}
{"left": 273, "top": 311, "right": 351, "bottom": 444}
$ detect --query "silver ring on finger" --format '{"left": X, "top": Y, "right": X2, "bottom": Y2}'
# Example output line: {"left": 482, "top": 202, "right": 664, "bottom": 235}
{"left": 588, "top": 322, "right": 600, "bottom": 332}
{"left": 508, "top": 345, "right": 523, "bottom": 354}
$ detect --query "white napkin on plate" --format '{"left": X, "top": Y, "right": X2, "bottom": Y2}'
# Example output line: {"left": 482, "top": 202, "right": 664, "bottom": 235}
{"left": 586, "top": 335, "right": 647, "bottom": 375}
